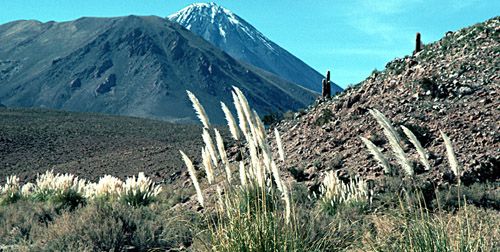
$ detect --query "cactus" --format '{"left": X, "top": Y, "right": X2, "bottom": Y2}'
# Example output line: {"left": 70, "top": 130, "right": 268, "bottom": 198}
{"left": 322, "top": 70, "right": 331, "bottom": 98}
{"left": 414, "top": 32, "right": 422, "bottom": 54}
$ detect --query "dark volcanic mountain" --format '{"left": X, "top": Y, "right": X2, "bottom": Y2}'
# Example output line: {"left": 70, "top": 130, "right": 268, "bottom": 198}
{"left": 0, "top": 15, "right": 316, "bottom": 123}
{"left": 168, "top": 3, "right": 341, "bottom": 93}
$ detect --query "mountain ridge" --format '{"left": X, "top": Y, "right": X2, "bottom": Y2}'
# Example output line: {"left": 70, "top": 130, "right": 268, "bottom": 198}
{"left": 168, "top": 2, "right": 341, "bottom": 93}
{"left": 0, "top": 15, "right": 316, "bottom": 124}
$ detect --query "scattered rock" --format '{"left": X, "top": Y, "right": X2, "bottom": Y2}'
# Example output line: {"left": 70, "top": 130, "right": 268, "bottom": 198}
{"left": 95, "top": 74, "right": 117, "bottom": 94}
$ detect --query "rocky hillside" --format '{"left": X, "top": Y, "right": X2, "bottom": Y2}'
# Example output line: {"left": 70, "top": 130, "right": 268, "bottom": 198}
{"left": 168, "top": 3, "right": 341, "bottom": 93}
{"left": 275, "top": 17, "right": 499, "bottom": 187}
{"left": 0, "top": 15, "right": 315, "bottom": 124}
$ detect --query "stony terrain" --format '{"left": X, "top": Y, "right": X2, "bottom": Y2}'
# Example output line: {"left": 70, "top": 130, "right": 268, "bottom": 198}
{"left": 275, "top": 17, "right": 499, "bottom": 188}
{"left": 0, "top": 107, "right": 207, "bottom": 183}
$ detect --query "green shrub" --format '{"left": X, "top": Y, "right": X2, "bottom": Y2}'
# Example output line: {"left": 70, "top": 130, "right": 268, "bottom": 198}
{"left": 314, "top": 108, "right": 334, "bottom": 126}
{"left": 32, "top": 202, "right": 190, "bottom": 251}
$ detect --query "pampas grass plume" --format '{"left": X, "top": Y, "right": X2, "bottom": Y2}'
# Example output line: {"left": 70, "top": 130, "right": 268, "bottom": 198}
{"left": 440, "top": 131, "right": 460, "bottom": 179}
{"left": 221, "top": 102, "right": 240, "bottom": 141}
{"left": 360, "top": 136, "right": 391, "bottom": 174}
{"left": 275, "top": 128, "right": 285, "bottom": 162}
{"left": 238, "top": 161, "right": 247, "bottom": 188}
{"left": 202, "top": 147, "right": 215, "bottom": 184}
{"left": 214, "top": 128, "right": 231, "bottom": 182}
{"left": 187, "top": 90, "right": 211, "bottom": 129}
{"left": 369, "top": 109, "right": 414, "bottom": 176}
{"left": 180, "top": 150, "right": 204, "bottom": 207}
{"left": 401, "top": 125, "right": 431, "bottom": 171}
{"left": 202, "top": 128, "right": 219, "bottom": 167}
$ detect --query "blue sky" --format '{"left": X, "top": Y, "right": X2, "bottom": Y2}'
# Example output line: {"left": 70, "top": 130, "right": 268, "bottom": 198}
{"left": 1, "top": 0, "right": 498, "bottom": 88}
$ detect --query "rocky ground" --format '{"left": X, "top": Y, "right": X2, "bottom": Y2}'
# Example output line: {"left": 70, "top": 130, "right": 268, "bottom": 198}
{"left": 274, "top": 17, "right": 499, "bottom": 190}
{"left": 0, "top": 108, "right": 206, "bottom": 184}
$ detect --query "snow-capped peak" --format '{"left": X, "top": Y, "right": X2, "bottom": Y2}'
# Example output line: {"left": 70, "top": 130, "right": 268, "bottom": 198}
{"left": 168, "top": 2, "right": 275, "bottom": 51}
{"left": 168, "top": 2, "right": 238, "bottom": 26}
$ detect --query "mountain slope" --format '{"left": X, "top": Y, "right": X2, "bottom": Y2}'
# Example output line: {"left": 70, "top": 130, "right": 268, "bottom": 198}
{"left": 0, "top": 15, "right": 316, "bottom": 124}
{"left": 275, "top": 17, "right": 499, "bottom": 186}
{"left": 168, "top": 3, "right": 341, "bottom": 93}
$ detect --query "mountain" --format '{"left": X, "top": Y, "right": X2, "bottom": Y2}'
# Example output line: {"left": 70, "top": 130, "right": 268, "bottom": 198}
{"left": 275, "top": 17, "right": 499, "bottom": 186}
{"left": 168, "top": 3, "right": 341, "bottom": 94}
{"left": 0, "top": 15, "right": 316, "bottom": 124}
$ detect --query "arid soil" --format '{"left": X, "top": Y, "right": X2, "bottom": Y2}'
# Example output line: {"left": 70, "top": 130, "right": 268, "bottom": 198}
{"left": 0, "top": 108, "right": 206, "bottom": 184}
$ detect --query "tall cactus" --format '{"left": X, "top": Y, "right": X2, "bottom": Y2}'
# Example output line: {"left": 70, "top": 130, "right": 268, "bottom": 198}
{"left": 414, "top": 32, "right": 422, "bottom": 54}
{"left": 322, "top": 70, "right": 331, "bottom": 98}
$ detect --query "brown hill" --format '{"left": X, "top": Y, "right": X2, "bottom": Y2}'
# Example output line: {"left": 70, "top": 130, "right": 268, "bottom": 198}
{"left": 275, "top": 17, "right": 499, "bottom": 188}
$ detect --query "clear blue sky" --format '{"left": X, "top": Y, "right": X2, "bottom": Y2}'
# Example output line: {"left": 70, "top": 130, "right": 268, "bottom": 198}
{"left": 1, "top": 0, "right": 498, "bottom": 88}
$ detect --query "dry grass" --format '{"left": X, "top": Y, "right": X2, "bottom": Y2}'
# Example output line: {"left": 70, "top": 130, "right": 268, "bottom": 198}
{"left": 181, "top": 87, "right": 304, "bottom": 251}
{"left": 366, "top": 197, "right": 500, "bottom": 251}
{"left": 319, "top": 171, "right": 371, "bottom": 215}
{"left": 0, "top": 171, "right": 162, "bottom": 208}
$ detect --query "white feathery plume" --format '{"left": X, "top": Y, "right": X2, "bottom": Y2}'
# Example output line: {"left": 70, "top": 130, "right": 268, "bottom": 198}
{"left": 187, "top": 90, "right": 211, "bottom": 129}
{"left": 233, "top": 86, "right": 255, "bottom": 132}
{"left": 1, "top": 175, "right": 20, "bottom": 197}
{"left": 321, "top": 171, "right": 369, "bottom": 207}
{"left": 360, "top": 137, "right": 391, "bottom": 174}
{"left": 239, "top": 161, "right": 247, "bottom": 188}
{"left": 282, "top": 182, "right": 291, "bottom": 225}
{"left": 252, "top": 110, "right": 268, "bottom": 151}
{"left": 440, "top": 131, "right": 460, "bottom": 179}
{"left": 21, "top": 182, "right": 35, "bottom": 197}
{"left": 202, "top": 128, "right": 219, "bottom": 166}
{"left": 216, "top": 185, "right": 225, "bottom": 212}
{"left": 370, "top": 109, "right": 402, "bottom": 143}
{"left": 274, "top": 128, "right": 285, "bottom": 162}
{"left": 180, "top": 150, "right": 204, "bottom": 207}
{"left": 270, "top": 161, "right": 283, "bottom": 192}
{"left": 214, "top": 128, "right": 231, "bottom": 182}
{"left": 93, "top": 175, "right": 124, "bottom": 198}
{"left": 369, "top": 109, "right": 414, "bottom": 176}
{"left": 260, "top": 141, "right": 273, "bottom": 175}
{"left": 122, "top": 172, "right": 162, "bottom": 201}
{"left": 214, "top": 129, "right": 229, "bottom": 165}
{"left": 221, "top": 102, "right": 240, "bottom": 141}
{"left": 249, "top": 139, "right": 264, "bottom": 189}
{"left": 401, "top": 126, "right": 431, "bottom": 171}
{"left": 232, "top": 91, "right": 248, "bottom": 137}
{"left": 201, "top": 147, "right": 215, "bottom": 184}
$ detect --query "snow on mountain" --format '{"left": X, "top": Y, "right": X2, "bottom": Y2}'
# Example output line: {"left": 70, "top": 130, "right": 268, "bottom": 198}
{"left": 168, "top": 2, "right": 342, "bottom": 93}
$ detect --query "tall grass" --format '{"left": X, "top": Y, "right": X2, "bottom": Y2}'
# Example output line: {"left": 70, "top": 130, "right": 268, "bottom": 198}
{"left": 181, "top": 87, "right": 324, "bottom": 251}
{"left": 369, "top": 109, "right": 414, "bottom": 176}
{"left": 319, "top": 171, "right": 371, "bottom": 215}
{"left": 366, "top": 109, "right": 462, "bottom": 182}
{"left": 362, "top": 109, "right": 498, "bottom": 251}
{"left": 0, "top": 175, "right": 21, "bottom": 205}
{"left": 368, "top": 191, "right": 499, "bottom": 251}
{"left": 0, "top": 171, "right": 162, "bottom": 208}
